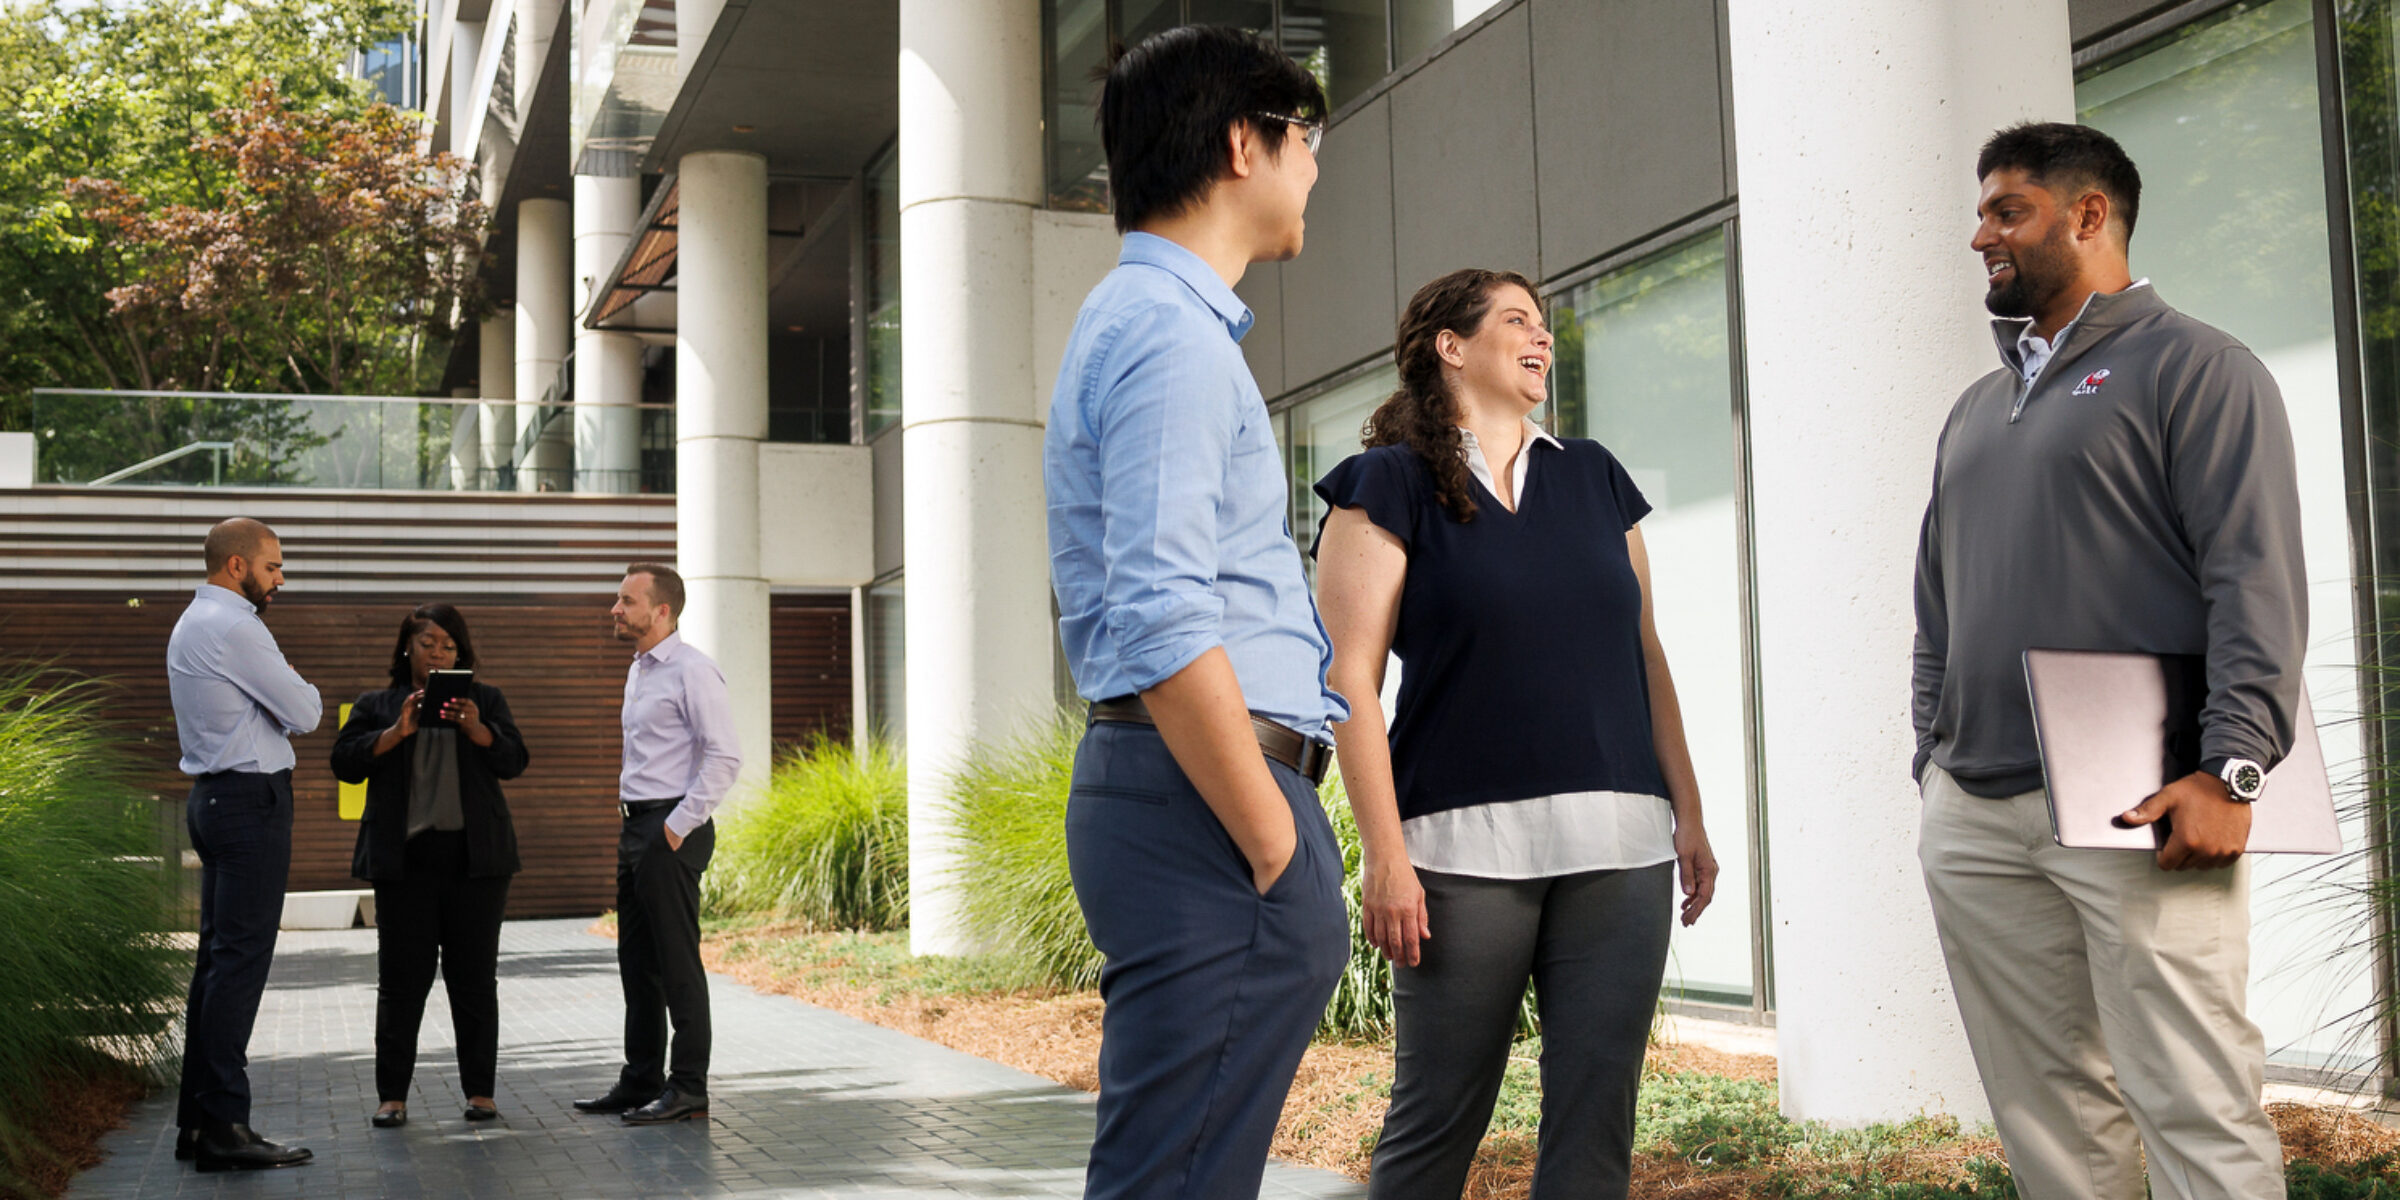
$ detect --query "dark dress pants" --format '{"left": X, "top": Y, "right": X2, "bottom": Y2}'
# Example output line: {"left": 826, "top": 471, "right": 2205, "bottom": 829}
{"left": 614, "top": 805, "right": 714, "bottom": 1101}
{"left": 177, "top": 769, "right": 294, "bottom": 1130}
{"left": 1368, "top": 862, "right": 1674, "bottom": 1200}
{"left": 1066, "top": 722, "right": 1351, "bottom": 1200}
{"left": 371, "top": 831, "right": 511, "bottom": 1102}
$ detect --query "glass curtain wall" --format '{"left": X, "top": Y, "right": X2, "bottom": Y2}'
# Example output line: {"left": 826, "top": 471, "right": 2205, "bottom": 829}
{"left": 1042, "top": 0, "right": 1509, "bottom": 206}
{"left": 866, "top": 575, "right": 907, "bottom": 743}
{"left": 2079, "top": 0, "right": 2370, "bottom": 1073}
{"left": 1550, "top": 227, "right": 1755, "bottom": 1006}
{"left": 2331, "top": 0, "right": 2400, "bottom": 1081}
{"left": 863, "top": 144, "right": 903, "bottom": 438}
{"left": 1281, "top": 364, "right": 1397, "bottom": 577}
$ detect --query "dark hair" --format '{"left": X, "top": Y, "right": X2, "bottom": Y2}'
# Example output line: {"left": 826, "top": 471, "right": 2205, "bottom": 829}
{"left": 387, "top": 603, "right": 478, "bottom": 690}
{"left": 1363, "top": 268, "right": 1541, "bottom": 524}
{"left": 626, "top": 562, "right": 685, "bottom": 619}
{"left": 1977, "top": 121, "right": 2142, "bottom": 241}
{"left": 203, "top": 517, "right": 276, "bottom": 573}
{"left": 1099, "top": 25, "right": 1327, "bottom": 234}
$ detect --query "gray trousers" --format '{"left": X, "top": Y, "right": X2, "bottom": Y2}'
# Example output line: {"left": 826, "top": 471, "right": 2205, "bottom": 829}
{"left": 1368, "top": 861, "right": 1673, "bottom": 1200}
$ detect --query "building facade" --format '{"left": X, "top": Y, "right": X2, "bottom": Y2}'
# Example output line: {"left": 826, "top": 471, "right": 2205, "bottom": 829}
{"left": 392, "top": 0, "right": 2400, "bottom": 1123}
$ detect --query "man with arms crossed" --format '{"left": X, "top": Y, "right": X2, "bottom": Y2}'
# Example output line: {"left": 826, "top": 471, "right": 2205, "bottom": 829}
{"left": 1044, "top": 25, "right": 1351, "bottom": 1200}
{"left": 168, "top": 517, "right": 319, "bottom": 1172}
{"left": 575, "top": 563, "right": 740, "bottom": 1125}
{"left": 1914, "top": 122, "right": 2305, "bottom": 1200}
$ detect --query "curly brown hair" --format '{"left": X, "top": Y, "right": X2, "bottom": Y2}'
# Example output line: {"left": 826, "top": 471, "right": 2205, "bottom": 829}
{"left": 1362, "top": 268, "right": 1541, "bottom": 523}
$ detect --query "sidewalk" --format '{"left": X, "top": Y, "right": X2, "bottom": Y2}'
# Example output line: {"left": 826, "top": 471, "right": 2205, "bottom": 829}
{"left": 71, "top": 919, "right": 1366, "bottom": 1199}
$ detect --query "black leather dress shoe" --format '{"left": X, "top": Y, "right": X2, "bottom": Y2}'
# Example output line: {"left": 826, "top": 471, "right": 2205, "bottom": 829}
{"left": 462, "top": 1102, "right": 498, "bottom": 1122}
{"left": 193, "top": 1123, "right": 311, "bottom": 1172}
{"left": 371, "top": 1105, "right": 407, "bottom": 1128}
{"left": 571, "top": 1089, "right": 655, "bottom": 1115}
{"left": 621, "top": 1089, "right": 707, "bottom": 1125}
{"left": 174, "top": 1128, "right": 198, "bottom": 1161}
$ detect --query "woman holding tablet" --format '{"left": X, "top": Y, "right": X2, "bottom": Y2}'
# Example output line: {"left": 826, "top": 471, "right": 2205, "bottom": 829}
{"left": 1313, "top": 269, "right": 1718, "bottom": 1199}
{"left": 332, "top": 603, "right": 527, "bottom": 1128}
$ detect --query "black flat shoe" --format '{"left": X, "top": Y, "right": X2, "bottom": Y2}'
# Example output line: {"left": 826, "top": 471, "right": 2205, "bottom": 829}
{"left": 371, "top": 1106, "right": 407, "bottom": 1128}
{"left": 193, "top": 1123, "right": 311, "bottom": 1172}
{"left": 621, "top": 1089, "right": 707, "bottom": 1125}
{"left": 174, "top": 1128, "right": 198, "bottom": 1161}
{"left": 462, "top": 1102, "right": 498, "bottom": 1122}
{"left": 571, "top": 1089, "right": 655, "bottom": 1115}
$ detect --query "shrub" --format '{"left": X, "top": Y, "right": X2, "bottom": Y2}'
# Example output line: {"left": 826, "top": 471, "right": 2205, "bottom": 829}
{"left": 0, "top": 668, "right": 184, "bottom": 1191}
{"left": 703, "top": 734, "right": 908, "bottom": 931}
{"left": 949, "top": 710, "right": 1102, "bottom": 989}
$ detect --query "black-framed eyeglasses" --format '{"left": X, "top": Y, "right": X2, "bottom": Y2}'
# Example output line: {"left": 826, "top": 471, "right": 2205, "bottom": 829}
{"left": 1252, "top": 111, "right": 1324, "bottom": 155}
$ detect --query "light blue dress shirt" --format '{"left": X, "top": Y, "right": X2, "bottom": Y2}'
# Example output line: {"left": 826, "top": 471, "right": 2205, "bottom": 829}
{"left": 166, "top": 584, "right": 322, "bottom": 776}
{"left": 620, "top": 631, "right": 743, "bottom": 839}
{"left": 1044, "top": 232, "right": 1347, "bottom": 738}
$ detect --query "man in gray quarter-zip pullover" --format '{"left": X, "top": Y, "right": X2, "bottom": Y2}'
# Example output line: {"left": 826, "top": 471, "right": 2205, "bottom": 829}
{"left": 1912, "top": 123, "right": 2303, "bottom": 1200}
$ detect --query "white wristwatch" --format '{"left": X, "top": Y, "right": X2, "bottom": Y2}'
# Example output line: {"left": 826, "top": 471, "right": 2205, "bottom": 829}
{"left": 2213, "top": 757, "right": 2265, "bottom": 804}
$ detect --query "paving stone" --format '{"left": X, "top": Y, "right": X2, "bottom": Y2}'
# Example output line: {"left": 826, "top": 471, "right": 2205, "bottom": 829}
{"left": 70, "top": 919, "right": 1365, "bottom": 1198}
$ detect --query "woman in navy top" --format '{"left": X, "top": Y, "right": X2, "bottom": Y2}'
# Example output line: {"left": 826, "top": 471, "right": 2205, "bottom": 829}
{"left": 1314, "top": 269, "right": 1719, "bottom": 1200}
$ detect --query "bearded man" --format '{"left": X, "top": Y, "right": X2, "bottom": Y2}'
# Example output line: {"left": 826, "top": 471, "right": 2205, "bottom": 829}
{"left": 1910, "top": 121, "right": 2307, "bottom": 1200}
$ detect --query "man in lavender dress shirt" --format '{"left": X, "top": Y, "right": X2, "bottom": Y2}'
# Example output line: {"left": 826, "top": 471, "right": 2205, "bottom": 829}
{"left": 574, "top": 562, "right": 741, "bottom": 1125}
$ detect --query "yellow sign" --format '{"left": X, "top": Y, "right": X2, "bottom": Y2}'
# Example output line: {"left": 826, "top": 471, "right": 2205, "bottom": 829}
{"left": 338, "top": 703, "right": 366, "bottom": 821}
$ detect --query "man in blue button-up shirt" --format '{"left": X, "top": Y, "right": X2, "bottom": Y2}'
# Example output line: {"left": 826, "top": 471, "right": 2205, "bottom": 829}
{"left": 166, "top": 518, "right": 320, "bottom": 1172}
{"left": 1044, "top": 26, "right": 1351, "bottom": 1200}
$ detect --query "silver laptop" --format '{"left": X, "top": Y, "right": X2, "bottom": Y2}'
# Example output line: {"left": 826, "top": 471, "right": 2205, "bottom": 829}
{"left": 2022, "top": 648, "right": 2340, "bottom": 854}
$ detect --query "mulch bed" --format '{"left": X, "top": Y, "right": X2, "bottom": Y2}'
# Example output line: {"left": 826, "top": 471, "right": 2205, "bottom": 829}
{"left": 2, "top": 1061, "right": 148, "bottom": 1200}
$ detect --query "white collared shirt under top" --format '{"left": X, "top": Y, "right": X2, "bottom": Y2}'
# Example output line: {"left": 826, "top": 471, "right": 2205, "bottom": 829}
{"left": 620, "top": 630, "right": 744, "bottom": 839}
{"left": 166, "top": 583, "right": 322, "bottom": 775}
{"left": 1397, "top": 418, "right": 1678, "bottom": 879}
{"left": 2011, "top": 278, "right": 2151, "bottom": 385}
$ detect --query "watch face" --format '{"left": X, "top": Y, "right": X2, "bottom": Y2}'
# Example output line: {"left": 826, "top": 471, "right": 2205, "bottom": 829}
{"left": 2229, "top": 762, "right": 2265, "bottom": 800}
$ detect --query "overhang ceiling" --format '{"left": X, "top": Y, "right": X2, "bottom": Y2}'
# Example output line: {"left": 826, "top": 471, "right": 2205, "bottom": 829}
{"left": 641, "top": 0, "right": 898, "bottom": 180}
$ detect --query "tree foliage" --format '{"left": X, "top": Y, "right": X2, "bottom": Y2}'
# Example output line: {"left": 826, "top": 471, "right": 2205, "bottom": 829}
{"left": 0, "top": 0, "right": 491, "bottom": 479}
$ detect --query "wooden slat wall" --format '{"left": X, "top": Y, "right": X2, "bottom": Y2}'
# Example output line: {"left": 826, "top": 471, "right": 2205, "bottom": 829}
{"left": 0, "top": 592, "right": 852, "bottom": 918}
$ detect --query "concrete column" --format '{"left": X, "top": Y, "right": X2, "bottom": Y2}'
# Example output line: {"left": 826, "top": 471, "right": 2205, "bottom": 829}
{"left": 477, "top": 311, "right": 515, "bottom": 488}
{"left": 898, "top": 0, "right": 1051, "bottom": 957}
{"left": 674, "top": 150, "right": 773, "bottom": 801}
{"left": 676, "top": 0, "right": 727, "bottom": 83}
{"left": 1724, "top": 0, "right": 2072, "bottom": 1124}
{"left": 514, "top": 0, "right": 561, "bottom": 115}
{"left": 574, "top": 173, "right": 647, "bottom": 493}
{"left": 515, "top": 196, "right": 573, "bottom": 491}
{"left": 448, "top": 20, "right": 483, "bottom": 157}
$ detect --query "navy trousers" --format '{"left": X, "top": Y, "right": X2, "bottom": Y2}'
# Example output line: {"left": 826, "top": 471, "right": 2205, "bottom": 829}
{"left": 177, "top": 769, "right": 294, "bottom": 1129}
{"left": 1066, "top": 722, "right": 1350, "bottom": 1200}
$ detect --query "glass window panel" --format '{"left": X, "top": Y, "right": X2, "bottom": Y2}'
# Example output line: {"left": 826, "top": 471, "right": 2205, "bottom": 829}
{"left": 1046, "top": 0, "right": 1110, "bottom": 210}
{"left": 867, "top": 576, "right": 907, "bottom": 744}
{"left": 2079, "top": 0, "right": 2369, "bottom": 1075}
{"left": 1282, "top": 364, "right": 1396, "bottom": 577}
{"left": 1279, "top": 0, "right": 1389, "bottom": 111}
{"left": 1392, "top": 0, "right": 1503, "bottom": 65}
{"left": 863, "top": 145, "right": 903, "bottom": 438}
{"left": 1552, "top": 227, "right": 1753, "bottom": 1004}
{"left": 1121, "top": 0, "right": 1180, "bottom": 45}
{"left": 1189, "top": 0, "right": 1272, "bottom": 32}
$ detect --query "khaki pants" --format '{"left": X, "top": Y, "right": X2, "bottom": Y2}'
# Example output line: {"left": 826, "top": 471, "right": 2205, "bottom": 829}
{"left": 1917, "top": 766, "right": 2284, "bottom": 1200}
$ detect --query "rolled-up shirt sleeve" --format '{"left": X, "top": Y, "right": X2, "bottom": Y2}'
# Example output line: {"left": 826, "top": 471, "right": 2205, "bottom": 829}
{"left": 1093, "top": 307, "right": 1236, "bottom": 692}
{"left": 666, "top": 658, "right": 743, "bottom": 839}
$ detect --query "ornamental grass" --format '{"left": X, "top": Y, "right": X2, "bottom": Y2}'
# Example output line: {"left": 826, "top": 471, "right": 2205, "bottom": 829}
{"left": 0, "top": 666, "right": 184, "bottom": 1195}
{"left": 702, "top": 734, "right": 909, "bottom": 931}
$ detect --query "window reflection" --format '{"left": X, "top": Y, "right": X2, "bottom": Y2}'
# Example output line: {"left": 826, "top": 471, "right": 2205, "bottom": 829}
{"left": 1281, "top": 364, "right": 1396, "bottom": 580}
{"left": 1552, "top": 228, "right": 1753, "bottom": 1005}
{"left": 863, "top": 145, "right": 903, "bottom": 438}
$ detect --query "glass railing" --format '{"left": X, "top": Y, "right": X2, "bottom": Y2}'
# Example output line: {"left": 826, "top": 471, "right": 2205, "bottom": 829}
{"left": 25, "top": 389, "right": 677, "bottom": 493}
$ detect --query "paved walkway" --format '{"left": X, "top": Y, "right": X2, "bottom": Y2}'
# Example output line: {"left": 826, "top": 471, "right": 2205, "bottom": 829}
{"left": 73, "top": 919, "right": 1366, "bottom": 1199}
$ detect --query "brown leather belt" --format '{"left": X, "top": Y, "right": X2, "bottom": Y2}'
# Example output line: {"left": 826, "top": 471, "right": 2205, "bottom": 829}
{"left": 1088, "top": 695, "right": 1333, "bottom": 786}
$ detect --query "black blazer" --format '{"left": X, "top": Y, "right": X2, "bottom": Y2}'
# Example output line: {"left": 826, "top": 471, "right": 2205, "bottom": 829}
{"left": 332, "top": 682, "right": 528, "bottom": 881}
